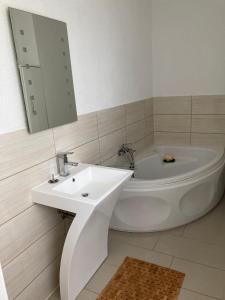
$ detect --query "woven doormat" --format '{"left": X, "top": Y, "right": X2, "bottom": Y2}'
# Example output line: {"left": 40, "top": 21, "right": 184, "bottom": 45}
{"left": 97, "top": 257, "right": 185, "bottom": 300}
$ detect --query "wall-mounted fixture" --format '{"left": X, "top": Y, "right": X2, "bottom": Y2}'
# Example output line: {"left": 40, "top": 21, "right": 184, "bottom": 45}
{"left": 9, "top": 8, "right": 77, "bottom": 133}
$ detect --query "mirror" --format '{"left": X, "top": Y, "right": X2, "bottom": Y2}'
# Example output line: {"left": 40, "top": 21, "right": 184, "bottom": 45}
{"left": 9, "top": 7, "right": 77, "bottom": 133}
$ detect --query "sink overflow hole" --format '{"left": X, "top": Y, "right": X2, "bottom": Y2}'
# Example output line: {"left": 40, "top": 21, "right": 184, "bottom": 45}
{"left": 72, "top": 178, "right": 75, "bottom": 182}
{"left": 82, "top": 193, "right": 89, "bottom": 197}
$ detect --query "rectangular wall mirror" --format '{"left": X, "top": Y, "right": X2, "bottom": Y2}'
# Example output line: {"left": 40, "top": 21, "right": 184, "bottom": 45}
{"left": 9, "top": 7, "right": 77, "bottom": 133}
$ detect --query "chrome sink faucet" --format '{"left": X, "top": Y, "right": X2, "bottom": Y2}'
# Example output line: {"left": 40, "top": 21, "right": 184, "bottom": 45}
{"left": 56, "top": 152, "right": 78, "bottom": 177}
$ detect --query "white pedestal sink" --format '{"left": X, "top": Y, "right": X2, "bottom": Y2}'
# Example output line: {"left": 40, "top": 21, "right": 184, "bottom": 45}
{"left": 32, "top": 164, "right": 133, "bottom": 300}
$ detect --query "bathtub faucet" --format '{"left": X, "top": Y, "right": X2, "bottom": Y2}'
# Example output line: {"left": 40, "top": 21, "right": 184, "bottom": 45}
{"left": 118, "top": 144, "right": 136, "bottom": 170}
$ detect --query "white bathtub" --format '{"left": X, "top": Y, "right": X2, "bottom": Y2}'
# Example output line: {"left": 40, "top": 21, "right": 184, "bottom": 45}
{"left": 110, "top": 145, "right": 225, "bottom": 232}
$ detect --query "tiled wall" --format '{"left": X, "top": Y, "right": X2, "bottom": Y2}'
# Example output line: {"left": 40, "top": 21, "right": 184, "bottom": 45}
{"left": 0, "top": 98, "right": 153, "bottom": 300}
{"left": 153, "top": 95, "right": 225, "bottom": 146}
{"left": 1, "top": 94, "right": 224, "bottom": 299}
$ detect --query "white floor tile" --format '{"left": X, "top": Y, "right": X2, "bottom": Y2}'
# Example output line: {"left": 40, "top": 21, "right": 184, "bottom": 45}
{"left": 107, "top": 238, "right": 172, "bottom": 267}
{"left": 108, "top": 226, "right": 185, "bottom": 251}
{"left": 172, "top": 258, "right": 225, "bottom": 299}
{"left": 48, "top": 288, "right": 60, "bottom": 300}
{"left": 183, "top": 197, "right": 225, "bottom": 246}
{"left": 48, "top": 288, "right": 98, "bottom": 300}
{"left": 86, "top": 263, "right": 117, "bottom": 294}
{"left": 155, "top": 234, "right": 225, "bottom": 270}
{"left": 178, "top": 289, "right": 219, "bottom": 300}
{"left": 108, "top": 229, "right": 159, "bottom": 250}
{"left": 76, "top": 289, "right": 97, "bottom": 300}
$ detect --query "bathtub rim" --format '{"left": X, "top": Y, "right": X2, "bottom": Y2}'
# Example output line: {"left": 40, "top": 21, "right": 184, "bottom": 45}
{"left": 130, "top": 145, "right": 225, "bottom": 187}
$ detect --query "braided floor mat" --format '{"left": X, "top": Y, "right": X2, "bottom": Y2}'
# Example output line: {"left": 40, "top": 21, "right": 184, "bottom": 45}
{"left": 97, "top": 257, "right": 185, "bottom": 300}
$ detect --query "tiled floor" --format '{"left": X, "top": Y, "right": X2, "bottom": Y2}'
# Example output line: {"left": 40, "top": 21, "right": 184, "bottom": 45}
{"left": 49, "top": 195, "right": 225, "bottom": 300}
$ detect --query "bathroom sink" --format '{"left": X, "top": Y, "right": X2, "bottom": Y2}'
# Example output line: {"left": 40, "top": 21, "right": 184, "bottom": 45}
{"left": 32, "top": 163, "right": 133, "bottom": 300}
{"left": 32, "top": 164, "right": 132, "bottom": 211}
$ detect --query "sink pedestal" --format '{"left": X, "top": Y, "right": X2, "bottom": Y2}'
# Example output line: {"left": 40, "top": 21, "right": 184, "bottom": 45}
{"left": 61, "top": 188, "right": 123, "bottom": 300}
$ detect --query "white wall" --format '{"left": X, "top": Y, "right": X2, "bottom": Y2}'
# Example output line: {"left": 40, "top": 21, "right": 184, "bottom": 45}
{"left": 0, "top": 0, "right": 153, "bottom": 134}
{"left": 152, "top": 0, "right": 225, "bottom": 97}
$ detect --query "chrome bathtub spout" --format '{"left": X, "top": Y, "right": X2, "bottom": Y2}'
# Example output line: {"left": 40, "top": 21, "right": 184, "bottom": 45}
{"left": 118, "top": 144, "right": 136, "bottom": 169}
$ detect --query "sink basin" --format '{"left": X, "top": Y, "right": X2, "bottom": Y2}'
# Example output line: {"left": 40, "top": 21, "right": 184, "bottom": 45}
{"left": 32, "top": 163, "right": 133, "bottom": 300}
{"left": 53, "top": 166, "right": 129, "bottom": 201}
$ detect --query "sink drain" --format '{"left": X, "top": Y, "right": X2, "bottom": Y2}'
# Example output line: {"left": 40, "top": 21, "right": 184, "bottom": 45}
{"left": 82, "top": 193, "right": 89, "bottom": 197}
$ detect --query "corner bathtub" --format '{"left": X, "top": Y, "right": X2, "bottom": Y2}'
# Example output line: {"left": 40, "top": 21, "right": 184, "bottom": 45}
{"left": 110, "top": 146, "right": 225, "bottom": 232}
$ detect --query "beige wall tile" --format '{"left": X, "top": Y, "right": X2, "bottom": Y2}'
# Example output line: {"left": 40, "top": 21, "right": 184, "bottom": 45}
{"left": 3, "top": 222, "right": 65, "bottom": 299}
{"left": 192, "top": 115, "right": 225, "bottom": 133}
{"left": 134, "top": 135, "right": 153, "bottom": 161}
{"left": 0, "top": 206, "right": 61, "bottom": 266}
{"left": 125, "top": 100, "right": 145, "bottom": 125}
{"left": 154, "top": 132, "right": 190, "bottom": 145}
{"left": 191, "top": 133, "right": 225, "bottom": 146}
{"left": 153, "top": 96, "right": 191, "bottom": 114}
{"left": 15, "top": 257, "right": 60, "bottom": 300}
{"left": 53, "top": 112, "right": 98, "bottom": 152}
{"left": 0, "top": 129, "right": 55, "bottom": 181}
{"left": 70, "top": 140, "right": 100, "bottom": 165}
{"left": 97, "top": 106, "right": 125, "bottom": 137}
{"left": 99, "top": 128, "right": 126, "bottom": 162}
{"left": 192, "top": 95, "right": 225, "bottom": 114}
{"left": 0, "top": 159, "right": 57, "bottom": 225}
{"left": 145, "top": 98, "right": 153, "bottom": 117}
{"left": 102, "top": 154, "right": 128, "bottom": 169}
{"left": 145, "top": 116, "right": 154, "bottom": 135}
{"left": 126, "top": 120, "right": 145, "bottom": 144}
{"left": 154, "top": 115, "right": 191, "bottom": 132}
{"left": 102, "top": 135, "right": 153, "bottom": 167}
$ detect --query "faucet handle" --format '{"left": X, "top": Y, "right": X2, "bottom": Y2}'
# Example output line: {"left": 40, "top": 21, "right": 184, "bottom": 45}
{"left": 57, "top": 151, "right": 73, "bottom": 157}
{"left": 56, "top": 151, "right": 74, "bottom": 163}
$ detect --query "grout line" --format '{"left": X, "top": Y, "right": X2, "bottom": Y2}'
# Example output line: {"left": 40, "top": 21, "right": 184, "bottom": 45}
{"left": 13, "top": 255, "right": 61, "bottom": 300}
{"left": 169, "top": 256, "right": 175, "bottom": 268}
{"left": 94, "top": 111, "right": 102, "bottom": 164}
{"left": 126, "top": 117, "right": 146, "bottom": 128}
{"left": 154, "top": 113, "right": 191, "bottom": 116}
{"left": 3, "top": 220, "right": 64, "bottom": 268}
{"left": 84, "top": 287, "right": 99, "bottom": 296}
{"left": 0, "top": 137, "right": 101, "bottom": 184}
{"left": 0, "top": 155, "right": 56, "bottom": 183}
{"left": 154, "top": 131, "right": 192, "bottom": 134}
{"left": 163, "top": 231, "right": 225, "bottom": 247}
{"left": 154, "top": 113, "right": 225, "bottom": 116}
{"left": 0, "top": 204, "right": 35, "bottom": 228}
{"left": 108, "top": 235, "right": 225, "bottom": 271}
{"left": 190, "top": 96, "right": 193, "bottom": 145}
{"left": 101, "top": 135, "right": 149, "bottom": 165}
{"left": 152, "top": 248, "right": 225, "bottom": 272}
{"left": 181, "top": 288, "right": 221, "bottom": 300}
{"left": 179, "top": 225, "right": 186, "bottom": 237}
{"left": 152, "top": 235, "right": 161, "bottom": 251}
{"left": 51, "top": 128, "right": 57, "bottom": 157}
{"left": 154, "top": 131, "right": 225, "bottom": 135}
{"left": 45, "top": 285, "right": 59, "bottom": 300}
